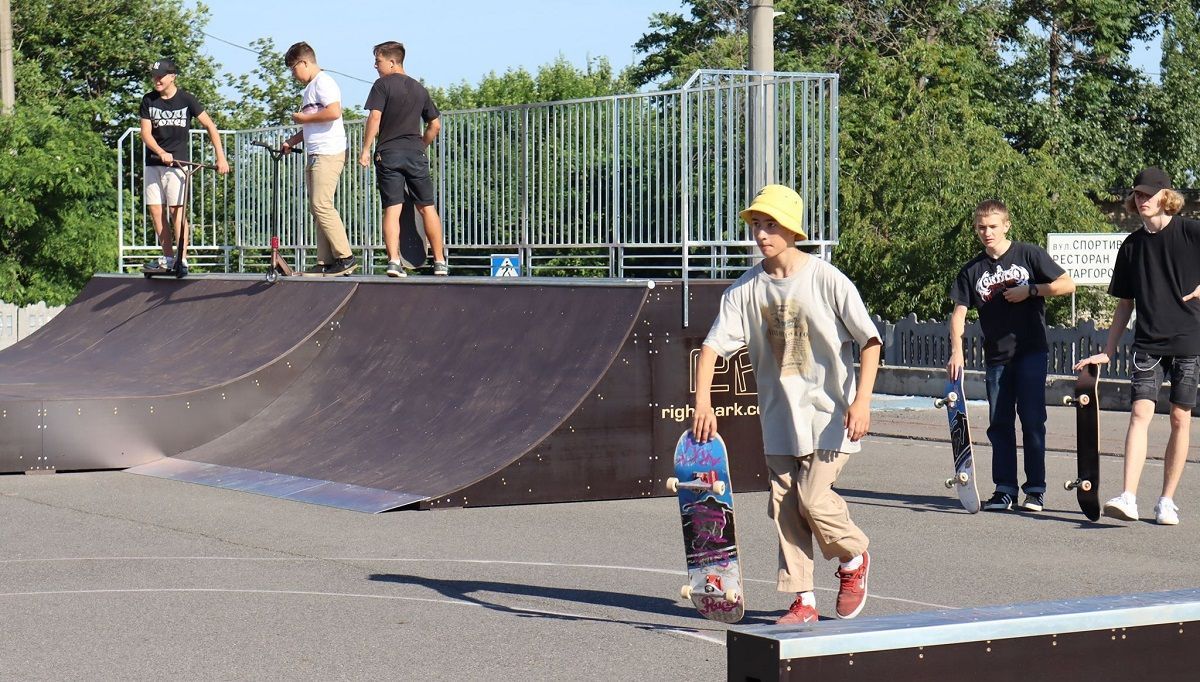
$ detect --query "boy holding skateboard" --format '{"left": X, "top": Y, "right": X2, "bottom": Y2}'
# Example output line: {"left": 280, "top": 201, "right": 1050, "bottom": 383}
{"left": 947, "top": 200, "right": 1075, "bottom": 512}
{"left": 280, "top": 42, "right": 356, "bottom": 276}
{"left": 692, "top": 184, "right": 882, "bottom": 624}
{"left": 1075, "top": 168, "right": 1200, "bottom": 525}
{"left": 357, "top": 41, "right": 448, "bottom": 277}
{"left": 139, "top": 58, "right": 230, "bottom": 271}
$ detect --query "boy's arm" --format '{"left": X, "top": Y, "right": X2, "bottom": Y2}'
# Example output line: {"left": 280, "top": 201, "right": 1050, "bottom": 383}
{"left": 1073, "top": 298, "right": 1133, "bottom": 369}
{"left": 691, "top": 345, "right": 720, "bottom": 443}
{"left": 423, "top": 117, "right": 441, "bottom": 148}
{"left": 281, "top": 130, "right": 303, "bottom": 154}
{"left": 946, "top": 304, "right": 968, "bottom": 380}
{"left": 195, "top": 112, "right": 230, "bottom": 174}
{"left": 358, "top": 110, "right": 382, "bottom": 167}
{"left": 845, "top": 338, "right": 882, "bottom": 442}
{"left": 292, "top": 102, "right": 342, "bottom": 124}
{"left": 139, "top": 118, "right": 172, "bottom": 166}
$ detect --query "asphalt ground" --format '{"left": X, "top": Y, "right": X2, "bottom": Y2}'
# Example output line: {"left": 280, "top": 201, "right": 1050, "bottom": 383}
{"left": 1, "top": 402, "right": 1197, "bottom": 680}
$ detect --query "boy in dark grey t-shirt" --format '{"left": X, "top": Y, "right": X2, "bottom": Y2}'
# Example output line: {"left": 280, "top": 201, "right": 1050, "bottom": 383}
{"left": 358, "top": 41, "right": 448, "bottom": 277}
{"left": 1076, "top": 167, "right": 1200, "bottom": 526}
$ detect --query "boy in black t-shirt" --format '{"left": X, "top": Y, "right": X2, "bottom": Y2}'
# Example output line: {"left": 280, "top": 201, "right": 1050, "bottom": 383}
{"left": 1076, "top": 167, "right": 1200, "bottom": 526}
{"left": 948, "top": 200, "right": 1076, "bottom": 512}
{"left": 357, "top": 41, "right": 448, "bottom": 277}
{"left": 138, "top": 58, "right": 229, "bottom": 271}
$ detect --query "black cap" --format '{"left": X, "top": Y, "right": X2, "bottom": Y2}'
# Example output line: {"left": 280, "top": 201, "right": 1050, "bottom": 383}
{"left": 1132, "top": 167, "right": 1172, "bottom": 195}
{"left": 150, "top": 59, "right": 178, "bottom": 77}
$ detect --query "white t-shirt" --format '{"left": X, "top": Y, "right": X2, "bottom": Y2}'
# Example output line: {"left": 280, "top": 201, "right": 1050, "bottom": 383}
{"left": 703, "top": 256, "right": 881, "bottom": 456}
{"left": 300, "top": 71, "right": 346, "bottom": 155}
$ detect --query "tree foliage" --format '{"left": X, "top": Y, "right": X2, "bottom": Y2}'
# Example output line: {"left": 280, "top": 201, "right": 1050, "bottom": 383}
{"left": 428, "top": 56, "right": 634, "bottom": 110}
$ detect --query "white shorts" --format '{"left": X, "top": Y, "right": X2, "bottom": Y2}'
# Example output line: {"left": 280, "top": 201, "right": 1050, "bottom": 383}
{"left": 144, "top": 165, "right": 185, "bottom": 206}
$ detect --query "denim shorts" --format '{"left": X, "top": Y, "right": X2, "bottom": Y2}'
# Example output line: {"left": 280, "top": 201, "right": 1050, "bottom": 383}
{"left": 1130, "top": 352, "right": 1199, "bottom": 407}
{"left": 374, "top": 148, "right": 435, "bottom": 208}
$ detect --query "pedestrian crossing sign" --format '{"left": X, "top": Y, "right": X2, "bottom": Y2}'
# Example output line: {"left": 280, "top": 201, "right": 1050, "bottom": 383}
{"left": 491, "top": 254, "right": 520, "bottom": 277}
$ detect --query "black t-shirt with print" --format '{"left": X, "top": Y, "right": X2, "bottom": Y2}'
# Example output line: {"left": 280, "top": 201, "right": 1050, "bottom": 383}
{"left": 1109, "top": 216, "right": 1200, "bottom": 355}
{"left": 950, "top": 241, "right": 1066, "bottom": 365}
{"left": 364, "top": 74, "right": 440, "bottom": 153}
{"left": 139, "top": 89, "right": 205, "bottom": 166}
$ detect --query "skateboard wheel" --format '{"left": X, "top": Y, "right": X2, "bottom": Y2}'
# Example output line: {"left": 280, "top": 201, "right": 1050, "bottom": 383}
{"left": 945, "top": 478, "right": 955, "bottom": 489}
{"left": 1079, "top": 395, "right": 1090, "bottom": 406}
{"left": 947, "top": 391, "right": 959, "bottom": 403}
{"left": 666, "top": 477, "right": 679, "bottom": 493}
{"left": 1081, "top": 480, "right": 1093, "bottom": 492}
{"left": 1062, "top": 396, "right": 1075, "bottom": 406}
{"left": 724, "top": 589, "right": 739, "bottom": 604}
{"left": 712, "top": 480, "right": 726, "bottom": 496}
{"left": 934, "top": 398, "right": 947, "bottom": 409}
{"left": 1064, "top": 480, "right": 1076, "bottom": 491}
{"left": 680, "top": 585, "right": 692, "bottom": 601}
{"left": 958, "top": 472, "right": 969, "bottom": 485}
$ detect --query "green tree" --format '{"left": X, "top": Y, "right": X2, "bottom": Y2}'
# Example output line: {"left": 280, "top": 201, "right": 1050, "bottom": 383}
{"left": 219, "top": 38, "right": 302, "bottom": 129}
{"left": 1146, "top": 0, "right": 1200, "bottom": 186}
{"left": 429, "top": 56, "right": 634, "bottom": 110}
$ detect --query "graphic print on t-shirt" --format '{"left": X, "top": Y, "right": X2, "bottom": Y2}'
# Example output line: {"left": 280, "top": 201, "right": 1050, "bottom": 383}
{"left": 147, "top": 107, "right": 189, "bottom": 129}
{"left": 764, "top": 302, "right": 813, "bottom": 378}
{"left": 975, "top": 263, "right": 1031, "bottom": 302}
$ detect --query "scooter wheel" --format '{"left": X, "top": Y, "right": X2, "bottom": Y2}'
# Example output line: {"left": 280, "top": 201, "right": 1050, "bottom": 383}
{"left": 175, "top": 266, "right": 188, "bottom": 279}
{"left": 266, "top": 270, "right": 278, "bottom": 283}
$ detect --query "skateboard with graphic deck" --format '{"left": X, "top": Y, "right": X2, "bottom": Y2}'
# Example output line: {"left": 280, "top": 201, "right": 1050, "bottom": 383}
{"left": 934, "top": 375, "right": 981, "bottom": 513}
{"left": 666, "top": 430, "right": 744, "bottom": 623}
{"left": 1063, "top": 363, "right": 1101, "bottom": 521}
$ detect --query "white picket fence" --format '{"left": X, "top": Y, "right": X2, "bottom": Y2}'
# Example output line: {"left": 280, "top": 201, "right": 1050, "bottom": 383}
{"left": 0, "top": 301, "right": 63, "bottom": 351}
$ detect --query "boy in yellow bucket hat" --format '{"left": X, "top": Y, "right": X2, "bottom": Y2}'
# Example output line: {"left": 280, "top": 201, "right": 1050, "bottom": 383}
{"left": 692, "top": 184, "right": 883, "bottom": 623}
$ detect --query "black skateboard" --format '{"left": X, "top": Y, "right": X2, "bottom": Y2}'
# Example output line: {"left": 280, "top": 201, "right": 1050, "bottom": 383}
{"left": 398, "top": 189, "right": 429, "bottom": 271}
{"left": 142, "top": 159, "right": 213, "bottom": 279}
{"left": 1063, "top": 364, "right": 1101, "bottom": 521}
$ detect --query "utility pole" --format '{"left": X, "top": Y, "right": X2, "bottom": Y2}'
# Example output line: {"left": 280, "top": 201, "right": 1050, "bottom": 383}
{"left": 748, "top": 0, "right": 776, "bottom": 191}
{"left": 0, "top": 0, "right": 13, "bottom": 115}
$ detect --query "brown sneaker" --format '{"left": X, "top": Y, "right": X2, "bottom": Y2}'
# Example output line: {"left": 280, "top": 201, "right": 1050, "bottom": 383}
{"left": 776, "top": 597, "right": 819, "bottom": 625}
{"left": 835, "top": 550, "right": 870, "bottom": 619}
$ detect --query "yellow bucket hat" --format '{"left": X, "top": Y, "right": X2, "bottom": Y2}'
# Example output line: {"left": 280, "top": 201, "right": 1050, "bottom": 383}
{"left": 739, "top": 184, "right": 807, "bottom": 239}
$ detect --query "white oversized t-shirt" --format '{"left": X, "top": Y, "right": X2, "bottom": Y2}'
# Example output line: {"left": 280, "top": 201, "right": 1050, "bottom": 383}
{"left": 300, "top": 71, "right": 346, "bottom": 155}
{"left": 703, "top": 256, "right": 881, "bottom": 456}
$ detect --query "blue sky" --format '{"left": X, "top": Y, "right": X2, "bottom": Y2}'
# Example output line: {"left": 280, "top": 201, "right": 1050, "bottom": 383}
{"left": 189, "top": 0, "right": 1163, "bottom": 109}
{"left": 189, "top": 0, "right": 687, "bottom": 107}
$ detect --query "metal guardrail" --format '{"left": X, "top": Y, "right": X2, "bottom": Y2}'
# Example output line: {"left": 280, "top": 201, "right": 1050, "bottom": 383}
{"left": 116, "top": 70, "right": 839, "bottom": 281}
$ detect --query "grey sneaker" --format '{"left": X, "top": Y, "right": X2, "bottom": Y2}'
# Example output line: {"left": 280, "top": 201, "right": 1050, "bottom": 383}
{"left": 385, "top": 260, "right": 407, "bottom": 278}
{"left": 433, "top": 260, "right": 449, "bottom": 276}
{"left": 1020, "top": 492, "right": 1045, "bottom": 512}
{"left": 1103, "top": 492, "right": 1139, "bottom": 521}
{"left": 325, "top": 254, "right": 358, "bottom": 276}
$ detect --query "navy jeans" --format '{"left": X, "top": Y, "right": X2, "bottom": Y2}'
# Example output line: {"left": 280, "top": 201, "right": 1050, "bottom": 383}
{"left": 984, "top": 351, "right": 1048, "bottom": 495}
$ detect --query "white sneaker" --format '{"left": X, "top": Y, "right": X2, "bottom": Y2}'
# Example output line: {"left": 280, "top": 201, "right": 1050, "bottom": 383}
{"left": 1102, "top": 492, "right": 1139, "bottom": 521}
{"left": 386, "top": 260, "right": 407, "bottom": 278}
{"left": 1154, "top": 498, "right": 1180, "bottom": 526}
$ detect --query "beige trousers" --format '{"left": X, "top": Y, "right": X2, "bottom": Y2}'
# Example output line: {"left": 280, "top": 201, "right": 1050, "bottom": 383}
{"left": 306, "top": 153, "right": 351, "bottom": 263}
{"left": 766, "top": 451, "right": 869, "bottom": 593}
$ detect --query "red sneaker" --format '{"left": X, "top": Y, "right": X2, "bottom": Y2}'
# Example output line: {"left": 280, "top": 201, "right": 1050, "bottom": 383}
{"left": 776, "top": 597, "right": 819, "bottom": 625}
{"left": 835, "top": 550, "right": 870, "bottom": 619}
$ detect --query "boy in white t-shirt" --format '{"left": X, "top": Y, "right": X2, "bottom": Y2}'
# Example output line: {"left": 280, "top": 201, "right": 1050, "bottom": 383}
{"left": 281, "top": 42, "right": 355, "bottom": 276}
{"left": 693, "top": 185, "right": 882, "bottom": 624}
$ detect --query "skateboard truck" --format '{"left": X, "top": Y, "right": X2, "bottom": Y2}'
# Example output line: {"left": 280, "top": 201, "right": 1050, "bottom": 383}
{"left": 945, "top": 471, "right": 970, "bottom": 489}
{"left": 666, "top": 471, "right": 727, "bottom": 496}
{"left": 1065, "top": 478, "right": 1094, "bottom": 492}
{"left": 934, "top": 391, "right": 959, "bottom": 409}
{"left": 680, "top": 574, "right": 739, "bottom": 604}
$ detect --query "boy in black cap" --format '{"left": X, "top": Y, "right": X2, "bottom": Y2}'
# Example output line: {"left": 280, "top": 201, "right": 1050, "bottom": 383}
{"left": 1075, "top": 167, "right": 1200, "bottom": 525}
{"left": 138, "top": 58, "right": 229, "bottom": 272}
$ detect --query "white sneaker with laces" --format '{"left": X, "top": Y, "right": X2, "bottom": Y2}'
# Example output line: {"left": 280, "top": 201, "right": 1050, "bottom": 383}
{"left": 1103, "top": 492, "right": 1139, "bottom": 521}
{"left": 1154, "top": 498, "right": 1180, "bottom": 525}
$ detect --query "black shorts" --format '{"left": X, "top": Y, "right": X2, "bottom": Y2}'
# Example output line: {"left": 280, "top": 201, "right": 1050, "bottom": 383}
{"left": 1130, "top": 352, "right": 1199, "bottom": 408}
{"left": 374, "top": 147, "right": 435, "bottom": 208}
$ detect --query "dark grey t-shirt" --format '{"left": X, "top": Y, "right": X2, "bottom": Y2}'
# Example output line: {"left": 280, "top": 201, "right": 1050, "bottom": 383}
{"left": 1109, "top": 216, "right": 1200, "bottom": 355}
{"left": 364, "top": 74, "right": 440, "bottom": 153}
{"left": 139, "top": 89, "right": 204, "bottom": 166}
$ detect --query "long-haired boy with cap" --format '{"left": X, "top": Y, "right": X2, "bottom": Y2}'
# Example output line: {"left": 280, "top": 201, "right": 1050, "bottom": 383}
{"left": 692, "top": 184, "right": 883, "bottom": 623}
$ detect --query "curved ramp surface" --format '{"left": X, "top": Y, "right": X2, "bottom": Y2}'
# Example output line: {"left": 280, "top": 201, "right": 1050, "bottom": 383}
{"left": 132, "top": 280, "right": 649, "bottom": 511}
{"left": 0, "top": 276, "right": 354, "bottom": 471}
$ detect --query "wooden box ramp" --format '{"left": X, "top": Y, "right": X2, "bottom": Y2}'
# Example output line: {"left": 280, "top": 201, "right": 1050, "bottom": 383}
{"left": 727, "top": 588, "right": 1200, "bottom": 681}
{"left": 0, "top": 275, "right": 355, "bottom": 471}
{"left": 4, "top": 275, "right": 771, "bottom": 511}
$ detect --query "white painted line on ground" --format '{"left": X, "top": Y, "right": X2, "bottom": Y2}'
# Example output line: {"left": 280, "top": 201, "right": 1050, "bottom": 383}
{"left": 0, "top": 556, "right": 958, "bottom": 610}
